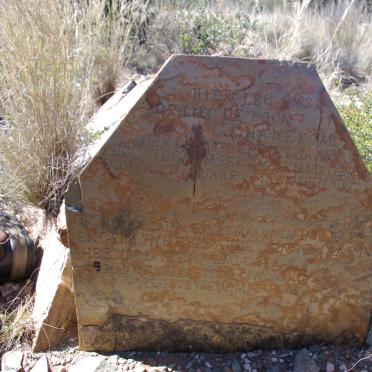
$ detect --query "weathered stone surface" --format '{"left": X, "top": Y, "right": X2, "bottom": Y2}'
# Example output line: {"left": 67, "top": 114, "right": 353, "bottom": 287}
{"left": 32, "top": 222, "right": 76, "bottom": 352}
{"left": 66, "top": 55, "right": 372, "bottom": 352}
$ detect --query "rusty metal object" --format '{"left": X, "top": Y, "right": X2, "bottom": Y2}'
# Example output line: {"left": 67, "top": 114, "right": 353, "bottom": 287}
{"left": 0, "top": 213, "right": 35, "bottom": 283}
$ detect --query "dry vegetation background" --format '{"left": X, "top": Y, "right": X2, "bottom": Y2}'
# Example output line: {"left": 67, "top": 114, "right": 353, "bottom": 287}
{"left": 0, "top": 0, "right": 370, "bottom": 356}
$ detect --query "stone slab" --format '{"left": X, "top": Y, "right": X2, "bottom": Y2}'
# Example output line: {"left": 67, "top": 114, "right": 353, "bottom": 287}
{"left": 32, "top": 221, "right": 76, "bottom": 352}
{"left": 66, "top": 55, "right": 372, "bottom": 352}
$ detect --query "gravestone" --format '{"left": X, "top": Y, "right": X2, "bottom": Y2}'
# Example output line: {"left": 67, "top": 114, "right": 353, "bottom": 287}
{"left": 66, "top": 55, "right": 372, "bottom": 352}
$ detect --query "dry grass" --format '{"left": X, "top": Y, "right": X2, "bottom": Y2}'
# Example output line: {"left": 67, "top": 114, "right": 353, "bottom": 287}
{"left": 0, "top": 286, "right": 34, "bottom": 354}
{"left": 80, "top": 0, "right": 136, "bottom": 106}
{"left": 0, "top": 0, "right": 131, "bottom": 216}
{"left": 0, "top": 0, "right": 92, "bottom": 215}
{"left": 141, "top": 0, "right": 372, "bottom": 89}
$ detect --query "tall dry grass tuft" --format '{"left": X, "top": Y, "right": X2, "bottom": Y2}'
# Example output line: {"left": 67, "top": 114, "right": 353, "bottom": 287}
{"left": 0, "top": 0, "right": 92, "bottom": 215}
{"left": 79, "top": 0, "right": 134, "bottom": 106}
{"left": 0, "top": 0, "right": 131, "bottom": 215}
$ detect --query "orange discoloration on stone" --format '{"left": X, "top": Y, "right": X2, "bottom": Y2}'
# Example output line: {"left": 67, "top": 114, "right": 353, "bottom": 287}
{"left": 146, "top": 87, "right": 160, "bottom": 107}
{"left": 153, "top": 116, "right": 176, "bottom": 135}
{"left": 65, "top": 55, "right": 372, "bottom": 352}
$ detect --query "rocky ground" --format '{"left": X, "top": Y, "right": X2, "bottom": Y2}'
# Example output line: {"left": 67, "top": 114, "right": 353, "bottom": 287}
{"left": 1, "top": 283, "right": 372, "bottom": 372}
{"left": 3, "top": 340, "right": 372, "bottom": 372}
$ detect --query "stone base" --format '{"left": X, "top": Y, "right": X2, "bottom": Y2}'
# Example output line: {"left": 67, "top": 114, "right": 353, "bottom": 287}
{"left": 78, "top": 315, "right": 364, "bottom": 352}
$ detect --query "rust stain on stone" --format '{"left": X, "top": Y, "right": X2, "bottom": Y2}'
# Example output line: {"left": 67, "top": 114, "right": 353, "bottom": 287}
{"left": 184, "top": 124, "right": 207, "bottom": 196}
{"left": 153, "top": 117, "right": 176, "bottom": 135}
{"left": 316, "top": 88, "right": 329, "bottom": 143}
{"left": 146, "top": 87, "right": 160, "bottom": 107}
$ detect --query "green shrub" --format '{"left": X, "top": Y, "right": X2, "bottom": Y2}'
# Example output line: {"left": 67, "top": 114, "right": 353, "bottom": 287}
{"left": 337, "top": 90, "right": 372, "bottom": 172}
{"left": 139, "top": 0, "right": 372, "bottom": 89}
{"left": 179, "top": 10, "right": 243, "bottom": 55}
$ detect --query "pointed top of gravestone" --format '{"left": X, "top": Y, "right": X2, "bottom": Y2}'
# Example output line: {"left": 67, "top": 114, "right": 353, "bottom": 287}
{"left": 82, "top": 54, "right": 369, "bottom": 186}
{"left": 66, "top": 55, "right": 371, "bottom": 352}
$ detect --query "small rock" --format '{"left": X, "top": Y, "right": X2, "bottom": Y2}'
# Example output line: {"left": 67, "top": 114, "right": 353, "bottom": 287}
{"left": 339, "top": 364, "right": 347, "bottom": 372}
{"left": 231, "top": 359, "right": 241, "bottom": 372}
{"left": 0, "top": 282, "right": 19, "bottom": 298}
{"left": 107, "top": 355, "right": 119, "bottom": 365}
{"left": 64, "top": 355, "right": 72, "bottom": 364}
{"left": 243, "top": 363, "right": 252, "bottom": 371}
{"left": 186, "top": 360, "right": 195, "bottom": 369}
{"left": 30, "top": 356, "right": 50, "bottom": 372}
{"left": 50, "top": 356, "right": 61, "bottom": 366}
{"left": 294, "top": 349, "right": 320, "bottom": 372}
{"left": 205, "top": 362, "right": 213, "bottom": 368}
{"left": 270, "top": 358, "right": 277, "bottom": 363}
{"left": 326, "top": 361, "right": 335, "bottom": 372}
{"left": 252, "top": 360, "right": 262, "bottom": 369}
{"left": 266, "top": 367, "right": 279, "bottom": 372}
{"left": 247, "top": 352, "right": 258, "bottom": 358}
{"left": 69, "top": 356, "right": 121, "bottom": 372}
{"left": 1, "top": 350, "right": 24, "bottom": 372}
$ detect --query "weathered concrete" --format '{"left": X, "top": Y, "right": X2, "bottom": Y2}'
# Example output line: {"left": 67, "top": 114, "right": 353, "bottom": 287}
{"left": 66, "top": 55, "right": 372, "bottom": 352}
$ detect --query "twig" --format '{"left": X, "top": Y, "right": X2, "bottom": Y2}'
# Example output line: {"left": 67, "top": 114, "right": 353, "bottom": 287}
{"left": 346, "top": 353, "right": 372, "bottom": 372}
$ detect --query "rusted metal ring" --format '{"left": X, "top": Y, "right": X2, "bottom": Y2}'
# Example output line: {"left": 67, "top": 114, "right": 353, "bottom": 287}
{"left": 0, "top": 214, "right": 35, "bottom": 283}
{"left": 0, "top": 230, "right": 9, "bottom": 245}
